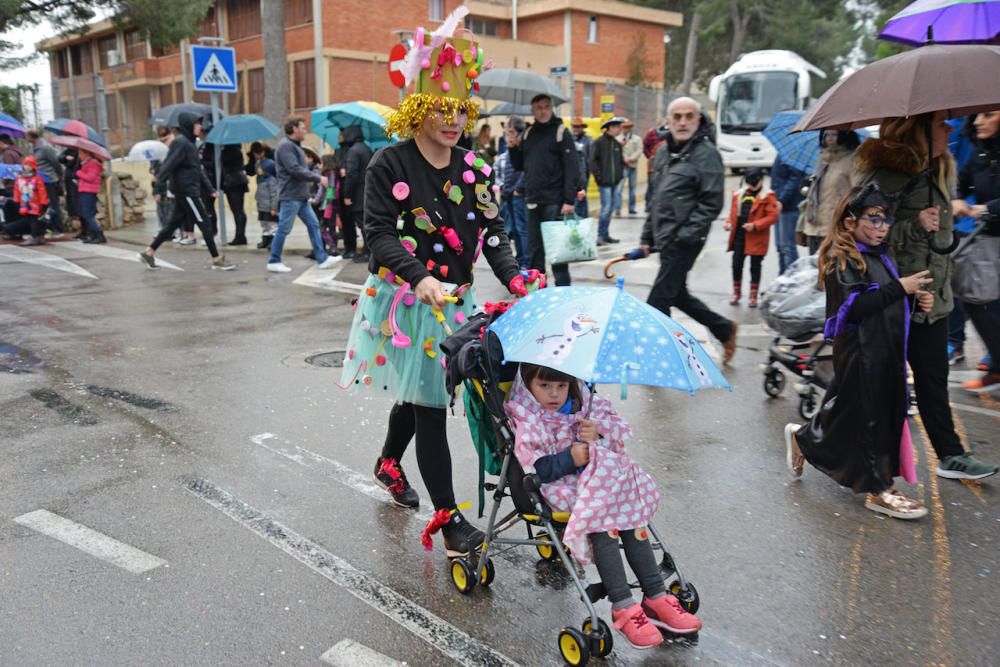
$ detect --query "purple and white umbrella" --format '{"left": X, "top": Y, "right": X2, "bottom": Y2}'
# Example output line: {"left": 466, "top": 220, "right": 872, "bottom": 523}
{"left": 879, "top": 0, "right": 1000, "bottom": 46}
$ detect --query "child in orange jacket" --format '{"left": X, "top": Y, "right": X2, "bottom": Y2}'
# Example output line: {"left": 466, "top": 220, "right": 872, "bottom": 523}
{"left": 724, "top": 167, "right": 779, "bottom": 307}
{"left": 13, "top": 156, "right": 50, "bottom": 246}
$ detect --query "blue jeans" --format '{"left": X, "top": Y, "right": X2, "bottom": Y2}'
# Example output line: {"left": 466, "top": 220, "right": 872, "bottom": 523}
{"left": 76, "top": 192, "right": 102, "bottom": 236}
{"left": 598, "top": 184, "right": 622, "bottom": 240}
{"left": 776, "top": 210, "right": 800, "bottom": 274}
{"left": 501, "top": 194, "right": 529, "bottom": 268}
{"left": 526, "top": 203, "right": 571, "bottom": 286}
{"left": 574, "top": 195, "right": 589, "bottom": 219}
{"left": 622, "top": 165, "right": 637, "bottom": 213}
{"left": 269, "top": 199, "right": 329, "bottom": 264}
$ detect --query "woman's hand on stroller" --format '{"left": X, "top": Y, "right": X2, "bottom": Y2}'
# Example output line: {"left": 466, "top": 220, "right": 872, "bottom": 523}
{"left": 916, "top": 289, "right": 934, "bottom": 312}
{"left": 571, "top": 442, "right": 590, "bottom": 467}
{"left": 415, "top": 276, "right": 447, "bottom": 310}
{"left": 577, "top": 419, "right": 598, "bottom": 443}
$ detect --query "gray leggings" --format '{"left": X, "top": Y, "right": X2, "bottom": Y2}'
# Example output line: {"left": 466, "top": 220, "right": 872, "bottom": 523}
{"left": 588, "top": 529, "right": 666, "bottom": 607}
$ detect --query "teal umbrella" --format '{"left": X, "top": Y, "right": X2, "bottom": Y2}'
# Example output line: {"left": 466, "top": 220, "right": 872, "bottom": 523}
{"left": 204, "top": 114, "right": 280, "bottom": 145}
{"left": 310, "top": 102, "right": 394, "bottom": 149}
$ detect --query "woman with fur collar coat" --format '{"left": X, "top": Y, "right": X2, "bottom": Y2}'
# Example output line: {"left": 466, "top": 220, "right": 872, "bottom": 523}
{"left": 803, "top": 130, "right": 861, "bottom": 253}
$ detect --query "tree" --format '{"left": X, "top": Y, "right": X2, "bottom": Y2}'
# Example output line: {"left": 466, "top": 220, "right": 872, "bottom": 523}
{"left": 261, "top": 0, "right": 288, "bottom": 126}
{"left": 625, "top": 34, "right": 650, "bottom": 86}
{"left": 0, "top": 86, "right": 24, "bottom": 118}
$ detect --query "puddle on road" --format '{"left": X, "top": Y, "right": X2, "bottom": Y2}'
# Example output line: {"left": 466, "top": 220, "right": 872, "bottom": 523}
{"left": 0, "top": 342, "right": 45, "bottom": 374}
{"left": 29, "top": 388, "right": 98, "bottom": 425}
{"left": 71, "top": 384, "right": 178, "bottom": 412}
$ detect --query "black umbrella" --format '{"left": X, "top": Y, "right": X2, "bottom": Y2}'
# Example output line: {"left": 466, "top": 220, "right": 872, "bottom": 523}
{"left": 149, "top": 103, "right": 225, "bottom": 128}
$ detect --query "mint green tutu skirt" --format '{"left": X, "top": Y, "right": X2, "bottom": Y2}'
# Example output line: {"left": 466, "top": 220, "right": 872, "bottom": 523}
{"left": 340, "top": 273, "right": 477, "bottom": 408}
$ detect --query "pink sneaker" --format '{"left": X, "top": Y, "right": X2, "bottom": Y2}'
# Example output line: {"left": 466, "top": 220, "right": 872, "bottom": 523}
{"left": 641, "top": 594, "right": 702, "bottom": 635}
{"left": 610, "top": 604, "right": 663, "bottom": 649}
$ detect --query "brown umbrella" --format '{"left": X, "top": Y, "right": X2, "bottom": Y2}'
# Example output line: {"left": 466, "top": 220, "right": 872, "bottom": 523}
{"left": 49, "top": 134, "right": 112, "bottom": 161}
{"left": 794, "top": 43, "right": 1000, "bottom": 132}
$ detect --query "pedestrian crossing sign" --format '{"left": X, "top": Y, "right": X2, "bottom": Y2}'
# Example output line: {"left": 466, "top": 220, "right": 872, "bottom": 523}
{"left": 191, "top": 45, "right": 238, "bottom": 93}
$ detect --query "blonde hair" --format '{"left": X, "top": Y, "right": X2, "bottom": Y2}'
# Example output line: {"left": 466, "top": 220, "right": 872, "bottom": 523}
{"left": 817, "top": 186, "right": 869, "bottom": 284}
{"left": 878, "top": 114, "right": 956, "bottom": 192}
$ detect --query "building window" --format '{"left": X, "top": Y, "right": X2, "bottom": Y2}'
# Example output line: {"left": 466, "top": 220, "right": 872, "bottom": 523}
{"left": 54, "top": 49, "right": 69, "bottom": 79}
{"left": 152, "top": 42, "right": 180, "bottom": 57}
{"left": 583, "top": 83, "right": 594, "bottom": 116}
{"left": 71, "top": 43, "right": 94, "bottom": 75}
{"left": 124, "top": 29, "right": 146, "bottom": 61}
{"left": 429, "top": 0, "right": 444, "bottom": 21}
{"left": 227, "top": 0, "right": 261, "bottom": 40}
{"left": 588, "top": 16, "right": 598, "bottom": 43}
{"left": 158, "top": 84, "right": 175, "bottom": 107}
{"left": 247, "top": 68, "right": 264, "bottom": 114}
{"left": 467, "top": 17, "right": 497, "bottom": 37}
{"left": 98, "top": 34, "right": 117, "bottom": 69}
{"left": 285, "top": 0, "right": 313, "bottom": 26}
{"left": 293, "top": 59, "right": 316, "bottom": 109}
{"left": 175, "top": 82, "right": 184, "bottom": 104}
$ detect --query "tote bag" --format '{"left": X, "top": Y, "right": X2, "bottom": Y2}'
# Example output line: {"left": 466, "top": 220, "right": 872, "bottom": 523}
{"left": 540, "top": 215, "right": 598, "bottom": 264}
{"left": 952, "top": 220, "right": 1000, "bottom": 305}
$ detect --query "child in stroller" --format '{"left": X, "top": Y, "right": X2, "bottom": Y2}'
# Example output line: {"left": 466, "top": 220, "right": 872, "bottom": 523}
{"left": 441, "top": 313, "right": 701, "bottom": 665}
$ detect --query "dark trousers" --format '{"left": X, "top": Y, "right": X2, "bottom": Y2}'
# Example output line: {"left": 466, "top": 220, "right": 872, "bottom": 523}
{"left": 44, "top": 182, "right": 63, "bottom": 232}
{"left": 907, "top": 317, "right": 965, "bottom": 460}
{"left": 526, "top": 202, "right": 571, "bottom": 286}
{"left": 589, "top": 529, "right": 666, "bottom": 605}
{"left": 340, "top": 204, "right": 360, "bottom": 253}
{"left": 200, "top": 190, "right": 217, "bottom": 237}
{"left": 381, "top": 402, "right": 455, "bottom": 510}
{"left": 648, "top": 243, "right": 733, "bottom": 343}
{"left": 224, "top": 189, "right": 247, "bottom": 240}
{"left": 151, "top": 193, "right": 219, "bottom": 257}
{"left": 947, "top": 299, "right": 968, "bottom": 347}
{"left": 807, "top": 235, "right": 823, "bottom": 255}
{"left": 77, "top": 192, "right": 103, "bottom": 238}
{"left": 965, "top": 300, "right": 1000, "bottom": 372}
{"left": 732, "top": 251, "right": 763, "bottom": 284}
{"left": 4, "top": 214, "right": 43, "bottom": 238}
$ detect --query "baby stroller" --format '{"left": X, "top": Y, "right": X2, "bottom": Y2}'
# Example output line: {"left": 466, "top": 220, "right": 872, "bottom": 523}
{"left": 758, "top": 256, "right": 833, "bottom": 420}
{"left": 441, "top": 309, "right": 701, "bottom": 666}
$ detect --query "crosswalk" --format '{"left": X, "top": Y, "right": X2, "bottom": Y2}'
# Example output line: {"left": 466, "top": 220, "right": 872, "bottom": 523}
{"left": 0, "top": 242, "right": 183, "bottom": 277}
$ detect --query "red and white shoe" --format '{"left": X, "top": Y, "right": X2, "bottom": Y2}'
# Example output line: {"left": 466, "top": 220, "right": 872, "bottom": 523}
{"left": 611, "top": 604, "right": 664, "bottom": 649}
{"left": 641, "top": 594, "right": 702, "bottom": 635}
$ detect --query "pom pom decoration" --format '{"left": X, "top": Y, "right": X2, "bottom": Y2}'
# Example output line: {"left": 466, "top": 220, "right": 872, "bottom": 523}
{"left": 392, "top": 182, "right": 410, "bottom": 200}
{"left": 403, "top": 293, "right": 416, "bottom": 307}
{"left": 462, "top": 169, "right": 476, "bottom": 184}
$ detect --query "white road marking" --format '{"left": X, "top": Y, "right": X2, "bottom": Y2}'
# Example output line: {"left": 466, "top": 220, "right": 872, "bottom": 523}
{"left": 185, "top": 479, "right": 517, "bottom": 667}
{"left": 0, "top": 246, "right": 98, "bottom": 279}
{"left": 52, "top": 242, "right": 184, "bottom": 271}
{"left": 292, "top": 264, "right": 363, "bottom": 295}
{"left": 949, "top": 401, "right": 1000, "bottom": 419}
{"left": 321, "top": 639, "right": 405, "bottom": 666}
{"left": 13, "top": 509, "right": 166, "bottom": 574}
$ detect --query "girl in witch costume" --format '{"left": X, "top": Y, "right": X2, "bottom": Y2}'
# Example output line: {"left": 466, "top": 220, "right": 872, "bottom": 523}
{"left": 783, "top": 184, "right": 934, "bottom": 520}
{"left": 339, "top": 6, "right": 544, "bottom": 557}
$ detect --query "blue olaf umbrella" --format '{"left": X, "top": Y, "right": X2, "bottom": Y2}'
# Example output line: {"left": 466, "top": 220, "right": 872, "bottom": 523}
{"left": 488, "top": 280, "right": 731, "bottom": 397}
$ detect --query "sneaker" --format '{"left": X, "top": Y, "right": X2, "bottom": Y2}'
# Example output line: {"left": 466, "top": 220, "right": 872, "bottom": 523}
{"left": 266, "top": 262, "right": 292, "bottom": 273}
{"left": 440, "top": 509, "right": 485, "bottom": 557}
{"left": 178, "top": 236, "right": 196, "bottom": 245}
{"left": 137, "top": 252, "right": 159, "bottom": 270}
{"left": 351, "top": 250, "right": 370, "bottom": 264}
{"left": 211, "top": 255, "right": 237, "bottom": 271}
{"left": 722, "top": 321, "right": 738, "bottom": 365}
{"left": 961, "top": 373, "right": 1000, "bottom": 394}
{"left": 372, "top": 457, "right": 420, "bottom": 509}
{"left": 946, "top": 344, "right": 965, "bottom": 366}
{"left": 317, "top": 255, "right": 342, "bottom": 269}
{"left": 605, "top": 236, "right": 620, "bottom": 244}
{"left": 936, "top": 453, "right": 999, "bottom": 480}
{"left": 977, "top": 354, "right": 993, "bottom": 372}
{"left": 864, "top": 489, "right": 928, "bottom": 520}
{"left": 342, "top": 249, "right": 356, "bottom": 260}
{"left": 784, "top": 423, "right": 805, "bottom": 478}
{"left": 641, "top": 594, "right": 702, "bottom": 635}
{"left": 611, "top": 604, "right": 663, "bottom": 649}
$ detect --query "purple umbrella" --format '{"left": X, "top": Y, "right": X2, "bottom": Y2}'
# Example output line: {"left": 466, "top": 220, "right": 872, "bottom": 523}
{"left": 0, "top": 112, "right": 26, "bottom": 138}
{"left": 879, "top": 0, "right": 1000, "bottom": 46}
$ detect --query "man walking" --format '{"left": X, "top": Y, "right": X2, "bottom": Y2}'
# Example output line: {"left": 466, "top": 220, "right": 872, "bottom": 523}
{"left": 590, "top": 116, "right": 625, "bottom": 245}
{"left": 267, "top": 116, "right": 340, "bottom": 273}
{"left": 507, "top": 94, "right": 579, "bottom": 286}
{"left": 498, "top": 115, "right": 529, "bottom": 268}
{"left": 641, "top": 97, "right": 739, "bottom": 364}
{"left": 571, "top": 117, "right": 592, "bottom": 219}
{"left": 25, "top": 129, "right": 65, "bottom": 234}
{"left": 620, "top": 119, "right": 642, "bottom": 216}
{"left": 769, "top": 153, "right": 806, "bottom": 274}
{"left": 340, "top": 124, "right": 373, "bottom": 262}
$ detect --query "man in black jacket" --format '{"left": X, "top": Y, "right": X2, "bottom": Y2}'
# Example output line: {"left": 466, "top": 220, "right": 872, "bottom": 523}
{"left": 199, "top": 124, "right": 250, "bottom": 245}
{"left": 590, "top": 116, "right": 625, "bottom": 244}
{"left": 641, "top": 97, "right": 738, "bottom": 364}
{"left": 340, "top": 124, "right": 374, "bottom": 262}
{"left": 140, "top": 113, "right": 234, "bottom": 270}
{"left": 507, "top": 94, "right": 579, "bottom": 286}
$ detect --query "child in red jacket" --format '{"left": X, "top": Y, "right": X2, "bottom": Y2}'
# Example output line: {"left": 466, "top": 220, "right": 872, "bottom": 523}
{"left": 724, "top": 167, "right": 779, "bottom": 307}
{"left": 13, "top": 156, "right": 49, "bottom": 246}
{"left": 75, "top": 149, "right": 106, "bottom": 243}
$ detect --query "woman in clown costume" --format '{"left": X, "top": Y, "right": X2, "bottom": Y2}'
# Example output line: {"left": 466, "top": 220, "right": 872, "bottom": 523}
{"left": 340, "top": 6, "right": 544, "bottom": 557}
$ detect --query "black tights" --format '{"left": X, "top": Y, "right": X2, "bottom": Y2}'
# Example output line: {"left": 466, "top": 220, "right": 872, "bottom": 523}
{"left": 381, "top": 402, "right": 455, "bottom": 510}
{"left": 589, "top": 529, "right": 666, "bottom": 607}
{"left": 732, "top": 252, "right": 763, "bottom": 284}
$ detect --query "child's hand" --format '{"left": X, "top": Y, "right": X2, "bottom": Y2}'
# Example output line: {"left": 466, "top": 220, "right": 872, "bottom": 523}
{"left": 900, "top": 270, "right": 932, "bottom": 295}
{"left": 571, "top": 443, "right": 590, "bottom": 467}
{"left": 916, "top": 289, "right": 934, "bottom": 312}
{"left": 577, "top": 419, "right": 598, "bottom": 443}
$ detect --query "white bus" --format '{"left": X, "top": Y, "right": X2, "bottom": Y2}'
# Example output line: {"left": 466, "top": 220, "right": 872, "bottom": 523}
{"left": 708, "top": 50, "right": 826, "bottom": 171}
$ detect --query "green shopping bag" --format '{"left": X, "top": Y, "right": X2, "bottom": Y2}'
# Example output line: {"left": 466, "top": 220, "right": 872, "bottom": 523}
{"left": 540, "top": 214, "right": 598, "bottom": 264}
{"left": 463, "top": 379, "right": 504, "bottom": 517}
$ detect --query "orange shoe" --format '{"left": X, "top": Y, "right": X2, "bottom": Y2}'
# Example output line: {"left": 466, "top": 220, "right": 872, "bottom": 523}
{"left": 611, "top": 604, "right": 663, "bottom": 649}
{"left": 961, "top": 373, "right": 1000, "bottom": 394}
{"left": 642, "top": 594, "right": 702, "bottom": 635}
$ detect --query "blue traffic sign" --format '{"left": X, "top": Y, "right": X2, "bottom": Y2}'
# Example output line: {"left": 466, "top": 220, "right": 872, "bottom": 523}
{"left": 191, "top": 45, "right": 237, "bottom": 93}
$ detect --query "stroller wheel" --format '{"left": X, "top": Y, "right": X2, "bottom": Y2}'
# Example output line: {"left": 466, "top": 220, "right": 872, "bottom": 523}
{"left": 581, "top": 617, "right": 613, "bottom": 657}
{"left": 450, "top": 558, "right": 476, "bottom": 595}
{"left": 536, "top": 534, "right": 559, "bottom": 561}
{"left": 479, "top": 557, "right": 495, "bottom": 587}
{"left": 558, "top": 627, "right": 590, "bottom": 666}
{"left": 669, "top": 580, "right": 700, "bottom": 615}
{"left": 799, "top": 394, "right": 820, "bottom": 420}
{"left": 763, "top": 369, "right": 786, "bottom": 397}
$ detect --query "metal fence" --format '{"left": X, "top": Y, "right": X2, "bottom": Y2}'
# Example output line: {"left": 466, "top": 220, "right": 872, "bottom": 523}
{"left": 602, "top": 82, "right": 711, "bottom": 135}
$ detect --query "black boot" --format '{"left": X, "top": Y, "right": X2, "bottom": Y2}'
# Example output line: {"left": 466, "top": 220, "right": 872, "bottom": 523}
{"left": 256, "top": 235, "right": 272, "bottom": 249}
{"left": 83, "top": 230, "right": 107, "bottom": 244}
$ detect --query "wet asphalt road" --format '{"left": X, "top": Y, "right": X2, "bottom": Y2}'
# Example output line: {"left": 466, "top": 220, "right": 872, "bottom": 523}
{"left": 1, "top": 196, "right": 998, "bottom": 666}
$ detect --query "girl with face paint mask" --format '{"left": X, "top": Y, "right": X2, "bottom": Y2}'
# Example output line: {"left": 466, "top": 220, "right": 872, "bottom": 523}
{"left": 723, "top": 167, "right": 779, "bottom": 307}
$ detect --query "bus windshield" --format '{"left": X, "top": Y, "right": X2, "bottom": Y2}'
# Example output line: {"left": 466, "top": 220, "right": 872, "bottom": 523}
{"left": 719, "top": 71, "right": 799, "bottom": 134}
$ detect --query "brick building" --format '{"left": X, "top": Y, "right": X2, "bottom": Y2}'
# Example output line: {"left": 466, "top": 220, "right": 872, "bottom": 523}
{"left": 39, "top": 0, "right": 681, "bottom": 154}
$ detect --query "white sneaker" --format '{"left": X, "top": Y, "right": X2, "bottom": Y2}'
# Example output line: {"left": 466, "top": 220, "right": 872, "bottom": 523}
{"left": 317, "top": 255, "right": 342, "bottom": 269}
{"left": 267, "top": 262, "right": 292, "bottom": 273}
{"left": 178, "top": 237, "right": 196, "bottom": 245}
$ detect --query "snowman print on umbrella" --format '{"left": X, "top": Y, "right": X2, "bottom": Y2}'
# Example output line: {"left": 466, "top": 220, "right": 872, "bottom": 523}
{"left": 534, "top": 313, "right": 600, "bottom": 366}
